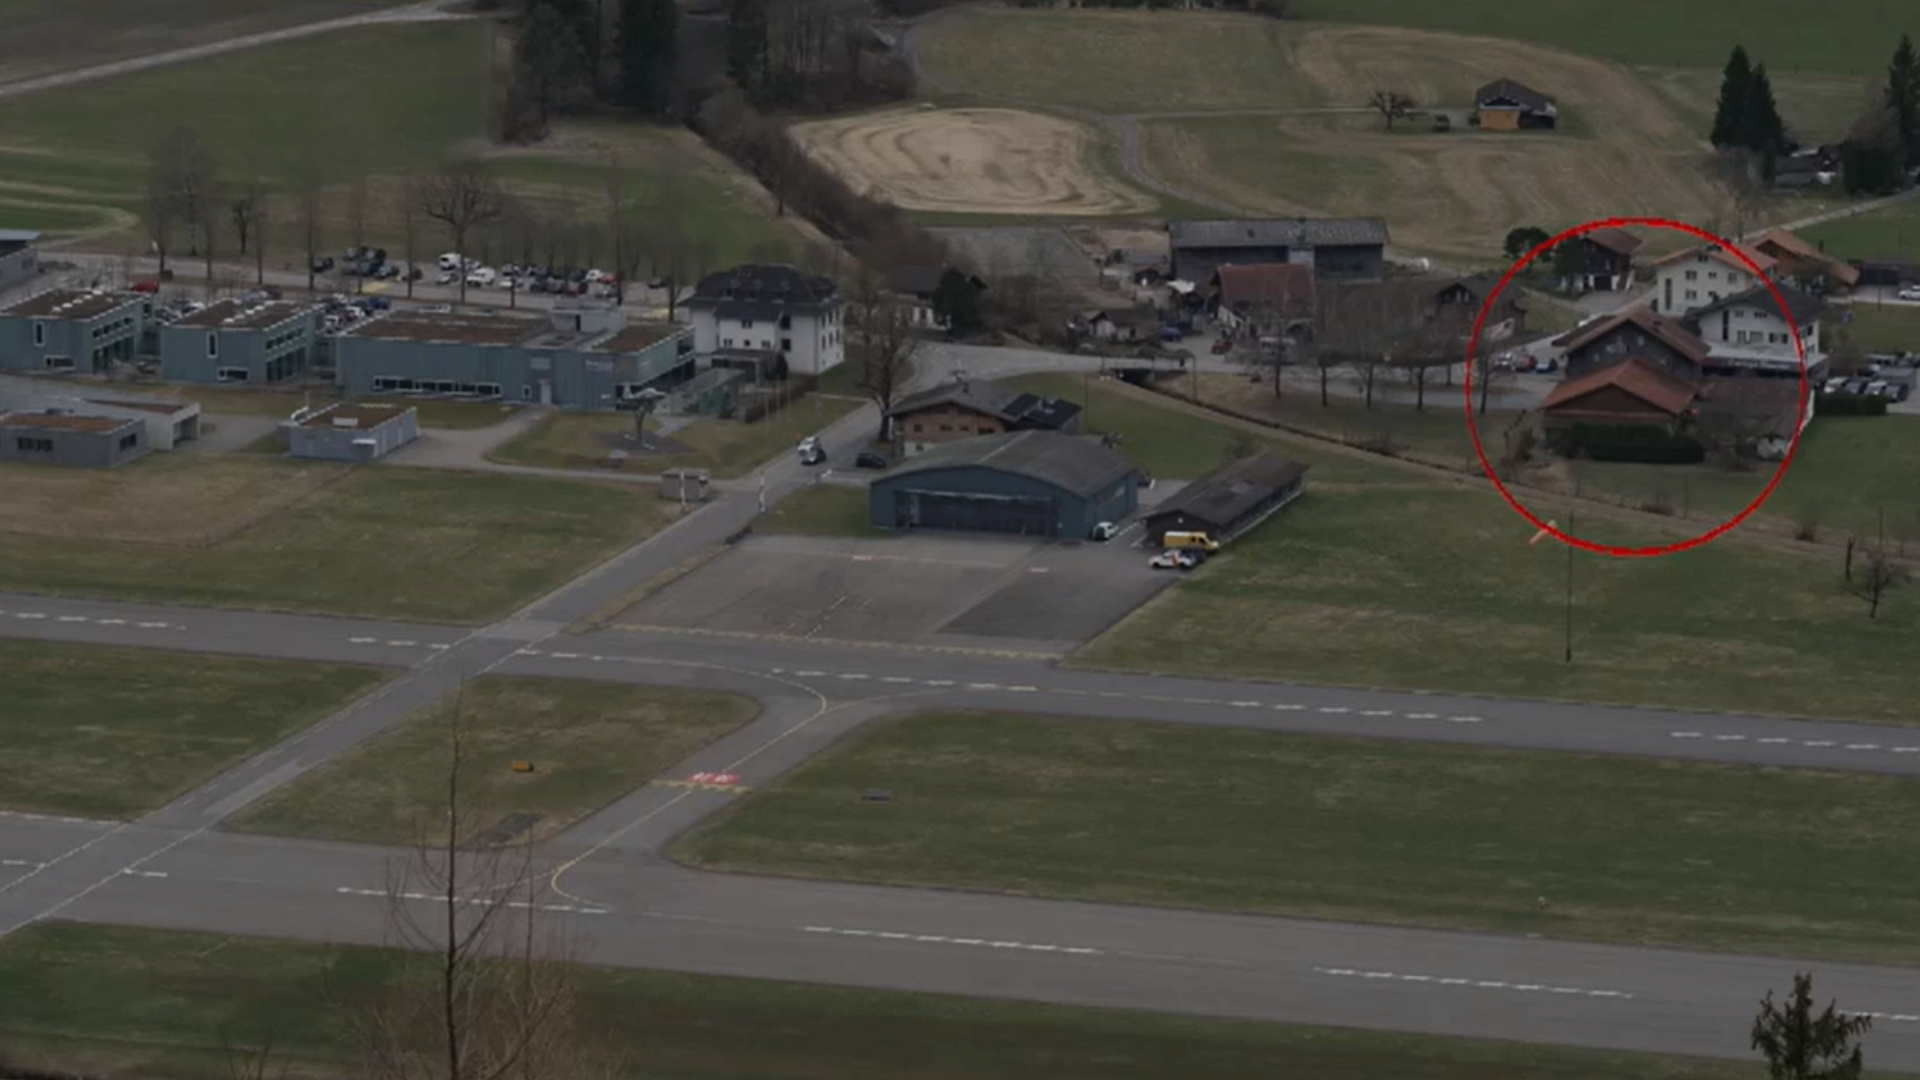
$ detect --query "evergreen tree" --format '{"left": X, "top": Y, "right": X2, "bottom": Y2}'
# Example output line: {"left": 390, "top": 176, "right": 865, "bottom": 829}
{"left": 1710, "top": 45, "right": 1752, "bottom": 147}
{"left": 1889, "top": 33, "right": 1920, "bottom": 161}
{"left": 1737, "top": 63, "right": 1787, "bottom": 154}
{"left": 932, "top": 269, "right": 984, "bottom": 336}
{"left": 726, "top": 0, "right": 770, "bottom": 97}
{"left": 618, "top": 0, "right": 678, "bottom": 115}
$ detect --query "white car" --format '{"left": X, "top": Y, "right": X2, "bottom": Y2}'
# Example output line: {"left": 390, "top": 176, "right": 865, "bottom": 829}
{"left": 1149, "top": 550, "right": 1199, "bottom": 570}
{"left": 466, "top": 267, "right": 497, "bottom": 287}
{"left": 1089, "top": 521, "right": 1118, "bottom": 541}
{"left": 436, "top": 270, "right": 458, "bottom": 286}
{"left": 1899, "top": 285, "right": 1920, "bottom": 301}
{"left": 437, "top": 252, "right": 463, "bottom": 271}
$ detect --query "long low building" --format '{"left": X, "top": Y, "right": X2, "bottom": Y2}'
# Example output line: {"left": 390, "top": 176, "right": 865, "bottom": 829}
{"left": 868, "top": 429, "right": 1140, "bottom": 538}
{"left": 1141, "top": 453, "right": 1309, "bottom": 546}
{"left": 284, "top": 402, "right": 419, "bottom": 462}
{"left": 0, "top": 408, "right": 148, "bottom": 467}
{"left": 0, "top": 387, "right": 200, "bottom": 450}
{"left": 332, "top": 301, "right": 694, "bottom": 409}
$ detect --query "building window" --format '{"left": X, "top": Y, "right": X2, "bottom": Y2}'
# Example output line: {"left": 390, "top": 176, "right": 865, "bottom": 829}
{"left": 32, "top": 322, "right": 44, "bottom": 346}
{"left": 15, "top": 437, "right": 52, "bottom": 453}
{"left": 781, "top": 338, "right": 792, "bottom": 353}
{"left": 207, "top": 333, "right": 219, "bottom": 358}
{"left": 43, "top": 355, "right": 73, "bottom": 370}
{"left": 118, "top": 433, "right": 138, "bottom": 451}
{"left": 216, "top": 367, "right": 249, "bottom": 382}
{"left": 523, "top": 385, "right": 534, "bottom": 401}
{"left": 1684, "top": 270, "right": 1697, "bottom": 281}
{"left": 1684, "top": 289, "right": 1698, "bottom": 300}
{"left": 722, "top": 338, "right": 733, "bottom": 348}
{"left": 742, "top": 318, "right": 755, "bottom": 329}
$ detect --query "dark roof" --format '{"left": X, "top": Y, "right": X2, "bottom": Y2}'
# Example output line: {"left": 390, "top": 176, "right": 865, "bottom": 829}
{"left": 1169, "top": 218, "right": 1389, "bottom": 251}
{"left": 1688, "top": 282, "right": 1827, "bottom": 327}
{"left": 1144, "top": 455, "right": 1308, "bottom": 530}
{"left": 888, "top": 379, "right": 1082, "bottom": 431}
{"left": 884, "top": 430, "right": 1136, "bottom": 497}
{"left": 1582, "top": 228, "right": 1643, "bottom": 256}
{"left": 1539, "top": 357, "right": 1700, "bottom": 418}
{"left": 687, "top": 264, "right": 839, "bottom": 320}
{"left": 1210, "top": 263, "right": 1316, "bottom": 318}
{"left": 1554, "top": 305, "right": 1710, "bottom": 364}
{"left": 890, "top": 265, "right": 947, "bottom": 296}
{"left": 1475, "top": 78, "right": 1555, "bottom": 111}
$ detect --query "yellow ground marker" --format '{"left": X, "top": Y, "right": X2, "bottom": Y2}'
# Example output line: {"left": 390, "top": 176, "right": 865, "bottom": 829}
{"left": 1529, "top": 520, "right": 1557, "bottom": 546}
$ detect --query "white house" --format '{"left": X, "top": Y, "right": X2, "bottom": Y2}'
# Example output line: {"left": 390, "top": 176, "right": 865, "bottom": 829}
{"left": 1647, "top": 242, "right": 1779, "bottom": 318}
{"left": 685, "top": 264, "right": 844, "bottom": 376}
{"left": 1688, "top": 283, "right": 1825, "bottom": 376}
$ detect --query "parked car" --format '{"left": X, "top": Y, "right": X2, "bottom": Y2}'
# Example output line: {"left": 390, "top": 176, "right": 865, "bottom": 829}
{"left": 1536, "top": 356, "right": 1559, "bottom": 374}
{"left": 1897, "top": 285, "right": 1920, "bottom": 301}
{"left": 647, "top": 276, "right": 668, "bottom": 289}
{"left": 1822, "top": 377, "right": 1848, "bottom": 394}
{"left": 311, "top": 256, "right": 335, "bottom": 273}
{"left": 1089, "top": 521, "right": 1118, "bottom": 541}
{"left": 1888, "top": 382, "right": 1913, "bottom": 402}
{"left": 1844, "top": 378, "right": 1871, "bottom": 395}
{"left": 799, "top": 446, "right": 826, "bottom": 466}
{"left": 1149, "top": 550, "right": 1200, "bottom": 570}
{"left": 438, "top": 253, "right": 463, "bottom": 271}
{"left": 1514, "top": 354, "right": 1538, "bottom": 373}
{"left": 1866, "top": 380, "right": 1890, "bottom": 398}
{"left": 853, "top": 450, "right": 889, "bottom": 469}
{"left": 130, "top": 278, "right": 160, "bottom": 293}
{"left": 466, "top": 267, "right": 497, "bottom": 287}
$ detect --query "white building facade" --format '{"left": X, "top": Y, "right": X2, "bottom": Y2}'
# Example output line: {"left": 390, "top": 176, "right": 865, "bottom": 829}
{"left": 1649, "top": 244, "right": 1779, "bottom": 318}
{"left": 687, "top": 264, "right": 845, "bottom": 376}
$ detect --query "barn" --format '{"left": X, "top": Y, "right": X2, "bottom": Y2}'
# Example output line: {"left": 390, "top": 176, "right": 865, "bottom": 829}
{"left": 867, "top": 430, "right": 1140, "bottom": 539}
{"left": 1141, "top": 454, "right": 1309, "bottom": 546}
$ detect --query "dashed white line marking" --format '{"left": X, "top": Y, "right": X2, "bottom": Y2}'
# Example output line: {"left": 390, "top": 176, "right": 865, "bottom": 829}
{"left": 967, "top": 683, "right": 998, "bottom": 690}
{"left": 1407, "top": 712, "right": 1438, "bottom": 720}
{"left": 121, "top": 869, "right": 168, "bottom": 879}
{"left": 516, "top": 648, "right": 544, "bottom": 656}
{"left": 0, "top": 859, "right": 40, "bottom": 868}
{"left": 1804, "top": 740, "right": 1835, "bottom": 748}
{"left": 1671, "top": 731, "right": 1703, "bottom": 739}
{"left": 56, "top": 615, "right": 86, "bottom": 623}
{"left": 1846, "top": 743, "right": 1881, "bottom": 751}
{"left": 1447, "top": 716, "right": 1483, "bottom": 724}
{"left": 926, "top": 679, "right": 956, "bottom": 687}
{"left": 349, "top": 636, "right": 377, "bottom": 644}
{"left": 428, "top": 643, "right": 451, "bottom": 651}
{"left": 387, "top": 640, "right": 417, "bottom": 647}
{"left": 795, "top": 670, "right": 825, "bottom": 677}
{"left": 96, "top": 618, "right": 125, "bottom": 626}
{"left": 586, "top": 655, "right": 605, "bottom": 662}
{"left": 837, "top": 673, "right": 870, "bottom": 681}
{"left": 1318, "top": 706, "right": 1350, "bottom": 714}
{"left": 795, "top": 926, "right": 1093, "bottom": 954}
{"left": 880, "top": 676, "right": 912, "bottom": 684}
{"left": 1006, "top": 686, "right": 1038, "bottom": 693}
{"left": 1712, "top": 734, "right": 1746, "bottom": 742}
{"left": 14, "top": 612, "right": 45, "bottom": 620}
{"left": 136, "top": 621, "right": 170, "bottom": 629}
{"left": 1316, "top": 967, "right": 1632, "bottom": 999}
{"left": 1230, "top": 701, "right": 1263, "bottom": 708}
{"left": 338, "top": 886, "right": 605, "bottom": 915}
{"left": 548, "top": 651, "right": 580, "bottom": 659}
{"left": 1360, "top": 709, "right": 1394, "bottom": 717}
{"left": 1757, "top": 737, "right": 1790, "bottom": 744}
{"left": 1272, "top": 703, "right": 1305, "bottom": 711}
{"left": 1894, "top": 747, "right": 1920, "bottom": 754}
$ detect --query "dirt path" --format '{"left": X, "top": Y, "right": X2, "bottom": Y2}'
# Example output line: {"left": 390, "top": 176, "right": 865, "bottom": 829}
{"left": 0, "top": 0, "right": 473, "bottom": 100}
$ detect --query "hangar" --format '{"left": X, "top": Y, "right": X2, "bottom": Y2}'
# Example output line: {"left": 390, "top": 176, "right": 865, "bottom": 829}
{"left": 868, "top": 430, "right": 1140, "bottom": 539}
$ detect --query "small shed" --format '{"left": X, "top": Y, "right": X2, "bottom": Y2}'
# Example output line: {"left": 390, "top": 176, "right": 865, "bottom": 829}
{"left": 0, "top": 409, "right": 146, "bottom": 467}
{"left": 1473, "top": 78, "right": 1557, "bottom": 131}
{"left": 1141, "top": 454, "right": 1308, "bottom": 546}
{"left": 285, "top": 402, "right": 419, "bottom": 461}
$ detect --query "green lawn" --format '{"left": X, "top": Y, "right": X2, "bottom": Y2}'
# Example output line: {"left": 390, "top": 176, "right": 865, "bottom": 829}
{"left": 754, "top": 483, "right": 885, "bottom": 538}
{"left": 1078, "top": 484, "right": 1918, "bottom": 723}
{"left": 682, "top": 711, "right": 1920, "bottom": 964}
{"left": 490, "top": 396, "right": 864, "bottom": 478}
{"left": 0, "top": 463, "right": 674, "bottom": 622}
{"left": 0, "top": 922, "right": 1780, "bottom": 1080}
{"left": 1834, "top": 302, "right": 1920, "bottom": 354}
{"left": 0, "top": 641, "right": 383, "bottom": 819}
{"left": 1802, "top": 198, "right": 1920, "bottom": 263}
{"left": 234, "top": 676, "right": 754, "bottom": 845}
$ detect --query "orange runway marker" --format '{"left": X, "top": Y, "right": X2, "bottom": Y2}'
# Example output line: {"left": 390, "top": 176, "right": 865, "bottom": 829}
{"left": 1529, "top": 520, "right": 1557, "bottom": 546}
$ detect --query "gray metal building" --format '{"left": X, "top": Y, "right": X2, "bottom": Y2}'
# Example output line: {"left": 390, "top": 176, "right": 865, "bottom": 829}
{"left": 1167, "top": 218, "right": 1389, "bottom": 287}
{"left": 332, "top": 302, "right": 694, "bottom": 409}
{"left": 0, "top": 289, "right": 147, "bottom": 374}
{"left": 159, "top": 299, "right": 317, "bottom": 384}
{"left": 0, "top": 229, "right": 40, "bottom": 295}
{"left": 0, "top": 386, "right": 200, "bottom": 450}
{"left": 869, "top": 430, "right": 1140, "bottom": 538}
{"left": 0, "top": 408, "right": 147, "bottom": 467}
{"left": 284, "top": 402, "right": 419, "bottom": 461}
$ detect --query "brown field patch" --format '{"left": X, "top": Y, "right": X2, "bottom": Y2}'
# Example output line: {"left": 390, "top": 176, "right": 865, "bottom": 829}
{"left": 790, "top": 107, "right": 1153, "bottom": 217}
{"left": 0, "top": 456, "right": 348, "bottom": 545}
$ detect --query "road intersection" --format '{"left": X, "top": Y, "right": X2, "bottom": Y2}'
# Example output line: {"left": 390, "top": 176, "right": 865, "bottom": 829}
{"left": 1, "top": 378, "right": 1915, "bottom": 1068}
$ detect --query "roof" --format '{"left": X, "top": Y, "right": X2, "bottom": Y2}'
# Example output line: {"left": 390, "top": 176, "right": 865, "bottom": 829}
{"left": 888, "top": 379, "right": 1083, "bottom": 431}
{"left": 343, "top": 310, "right": 545, "bottom": 346}
{"left": 171, "top": 299, "right": 312, "bottom": 330}
{"left": 1144, "top": 454, "right": 1309, "bottom": 530}
{"left": 1648, "top": 242, "right": 1777, "bottom": 276}
{"left": 0, "top": 410, "right": 137, "bottom": 433}
{"left": 1168, "top": 218, "right": 1390, "bottom": 251}
{"left": 1210, "top": 263, "right": 1316, "bottom": 318}
{"left": 1539, "top": 357, "right": 1700, "bottom": 418}
{"left": 1554, "top": 305, "right": 1710, "bottom": 364}
{"left": 1688, "top": 282, "right": 1827, "bottom": 326}
{"left": 884, "top": 429, "right": 1136, "bottom": 497}
{"left": 3, "top": 289, "right": 139, "bottom": 319}
{"left": 591, "top": 322, "right": 686, "bottom": 353}
{"left": 294, "top": 402, "right": 414, "bottom": 429}
{"left": 1752, "top": 228, "right": 1861, "bottom": 286}
{"left": 1582, "top": 228, "right": 1643, "bottom": 256}
{"left": 687, "top": 264, "right": 840, "bottom": 320}
{"left": 890, "top": 265, "right": 947, "bottom": 296}
{"left": 83, "top": 397, "right": 195, "bottom": 415}
{"left": 0, "top": 229, "right": 41, "bottom": 243}
{"left": 1697, "top": 376, "right": 1802, "bottom": 437}
{"left": 1475, "top": 78, "right": 1555, "bottom": 111}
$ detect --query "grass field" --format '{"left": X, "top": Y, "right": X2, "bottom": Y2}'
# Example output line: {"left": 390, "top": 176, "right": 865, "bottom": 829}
{"left": 754, "top": 483, "right": 883, "bottom": 537}
{"left": 1835, "top": 302, "right": 1920, "bottom": 353}
{"left": 0, "top": 922, "right": 1780, "bottom": 1080}
{"left": 1802, "top": 199, "right": 1920, "bottom": 263}
{"left": 0, "top": 0, "right": 415, "bottom": 83}
{"left": 489, "top": 396, "right": 864, "bottom": 477}
{"left": 679, "top": 711, "right": 1920, "bottom": 964}
{"left": 0, "top": 640, "right": 382, "bottom": 819}
{"left": 0, "top": 461, "right": 674, "bottom": 622}
{"left": 234, "top": 677, "right": 754, "bottom": 845}
{"left": 1077, "top": 483, "right": 1917, "bottom": 722}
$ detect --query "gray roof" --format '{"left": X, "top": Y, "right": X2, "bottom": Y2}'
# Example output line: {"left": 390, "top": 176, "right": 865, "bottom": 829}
{"left": 1475, "top": 78, "right": 1555, "bottom": 112}
{"left": 0, "top": 229, "right": 41, "bottom": 243}
{"left": 1145, "top": 454, "right": 1308, "bottom": 530}
{"left": 1688, "top": 283, "right": 1827, "bottom": 327}
{"left": 885, "top": 430, "right": 1137, "bottom": 497}
{"left": 888, "top": 379, "right": 1082, "bottom": 430}
{"left": 1168, "top": 218, "right": 1389, "bottom": 251}
{"left": 687, "top": 264, "right": 839, "bottom": 320}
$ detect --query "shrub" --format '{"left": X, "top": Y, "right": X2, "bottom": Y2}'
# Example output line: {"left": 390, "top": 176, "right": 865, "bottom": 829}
{"left": 1815, "top": 390, "right": 1889, "bottom": 416}
{"left": 1551, "top": 423, "right": 1705, "bottom": 464}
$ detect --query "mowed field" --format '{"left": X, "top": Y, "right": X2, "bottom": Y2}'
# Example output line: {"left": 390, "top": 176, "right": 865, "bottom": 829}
{"left": 0, "top": 23, "right": 817, "bottom": 265}
{"left": 791, "top": 107, "right": 1152, "bottom": 217}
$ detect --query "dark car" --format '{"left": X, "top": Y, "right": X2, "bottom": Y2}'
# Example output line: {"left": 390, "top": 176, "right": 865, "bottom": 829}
{"left": 311, "top": 256, "right": 335, "bottom": 273}
{"left": 854, "top": 451, "right": 888, "bottom": 469}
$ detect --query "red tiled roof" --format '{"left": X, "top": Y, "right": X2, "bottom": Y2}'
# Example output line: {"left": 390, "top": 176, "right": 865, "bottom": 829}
{"left": 1211, "top": 263, "right": 1316, "bottom": 318}
{"left": 1752, "top": 228, "right": 1861, "bottom": 286}
{"left": 1539, "top": 357, "right": 1700, "bottom": 418}
{"left": 1648, "top": 242, "right": 1776, "bottom": 275}
{"left": 1554, "top": 304, "right": 1710, "bottom": 364}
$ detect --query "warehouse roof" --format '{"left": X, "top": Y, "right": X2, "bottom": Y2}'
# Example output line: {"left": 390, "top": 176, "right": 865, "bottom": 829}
{"left": 0, "top": 410, "right": 136, "bottom": 433}
{"left": 885, "top": 430, "right": 1136, "bottom": 496}
{"left": 1145, "top": 454, "right": 1308, "bottom": 530}
{"left": 344, "top": 310, "right": 545, "bottom": 346}
{"left": 3, "top": 289, "right": 138, "bottom": 319}
{"left": 172, "top": 299, "right": 312, "bottom": 330}
{"left": 590, "top": 322, "right": 687, "bottom": 353}
{"left": 1168, "top": 217, "right": 1389, "bottom": 250}
{"left": 888, "top": 379, "right": 1082, "bottom": 431}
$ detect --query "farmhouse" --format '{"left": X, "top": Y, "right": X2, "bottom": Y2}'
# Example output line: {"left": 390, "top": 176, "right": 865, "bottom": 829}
{"left": 1141, "top": 454, "right": 1308, "bottom": 547}
{"left": 888, "top": 265, "right": 984, "bottom": 331}
{"left": 1207, "top": 264, "right": 1316, "bottom": 342}
{"left": 1538, "top": 357, "right": 1700, "bottom": 443}
{"left": 687, "top": 264, "right": 844, "bottom": 376}
{"left": 1648, "top": 243, "right": 1777, "bottom": 317}
{"left": 333, "top": 302, "right": 692, "bottom": 409}
{"left": 160, "top": 299, "right": 317, "bottom": 384}
{"left": 1751, "top": 228, "right": 1860, "bottom": 291}
{"left": 0, "top": 408, "right": 147, "bottom": 467}
{"left": 283, "top": 402, "right": 419, "bottom": 462}
{"left": 1539, "top": 356, "right": 1809, "bottom": 461}
{"left": 0, "top": 289, "right": 145, "bottom": 374}
{"left": 868, "top": 429, "right": 1139, "bottom": 538}
{"left": 1473, "top": 78, "right": 1557, "bottom": 131}
{"left": 886, "top": 378, "right": 1082, "bottom": 457}
{"left": 1687, "top": 283, "right": 1826, "bottom": 375}
{"left": 1555, "top": 306, "right": 1712, "bottom": 381}
{"left": 1168, "top": 218, "right": 1388, "bottom": 287}
{"left": 1556, "top": 228, "right": 1641, "bottom": 292}
{"left": 0, "top": 229, "right": 40, "bottom": 294}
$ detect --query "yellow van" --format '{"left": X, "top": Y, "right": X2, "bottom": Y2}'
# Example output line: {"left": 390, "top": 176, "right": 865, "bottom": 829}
{"left": 1161, "top": 531, "right": 1220, "bottom": 552}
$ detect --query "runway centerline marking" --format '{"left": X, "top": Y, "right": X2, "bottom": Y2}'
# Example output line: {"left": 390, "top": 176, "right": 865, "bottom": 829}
{"left": 1314, "top": 966, "right": 1632, "bottom": 1000}
{"left": 801, "top": 925, "right": 1099, "bottom": 955}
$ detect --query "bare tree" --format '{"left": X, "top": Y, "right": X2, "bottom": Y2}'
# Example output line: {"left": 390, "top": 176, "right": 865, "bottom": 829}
{"left": 228, "top": 176, "right": 265, "bottom": 287}
{"left": 655, "top": 162, "right": 689, "bottom": 320}
{"left": 1368, "top": 89, "right": 1415, "bottom": 130}
{"left": 1850, "top": 542, "right": 1910, "bottom": 620}
{"left": 146, "top": 126, "right": 216, "bottom": 282}
{"left": 607, "top": 154, "right": 647, "bottom": 306}
{"left": 1709, "top": 147, "right": 1768, "bottom": 240}
{"left": 347, "top": 177, "right": 369, "bottom": 296}
{"left": 415, "top": 162, "right": 504, "bottom": 306}
{"left": 847, "top": 265, "right": 920, "bottom": 442}
{"left": 142, "top": 180, "right": 177, "bottom": 281}
{"left": 402, "top": 177, "right": 421, "bottom": 301}
{"left": 297, "top": 163, "right": 323, "bottom": 294}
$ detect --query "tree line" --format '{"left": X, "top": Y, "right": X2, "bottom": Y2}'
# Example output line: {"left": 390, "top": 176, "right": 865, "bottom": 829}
{"left": 1709, "top": 34, "right": 1919, "bottom": 194}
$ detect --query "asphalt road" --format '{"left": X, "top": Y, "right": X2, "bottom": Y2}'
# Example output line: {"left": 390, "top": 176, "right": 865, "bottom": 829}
{"left": 1, "top": 360, "right": 1916, "bottom": 1065}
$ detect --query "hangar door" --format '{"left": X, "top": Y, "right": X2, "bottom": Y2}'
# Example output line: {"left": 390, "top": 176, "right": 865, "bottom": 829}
{"left": 897, "top": 489, "right": 1059, "bottom": 537}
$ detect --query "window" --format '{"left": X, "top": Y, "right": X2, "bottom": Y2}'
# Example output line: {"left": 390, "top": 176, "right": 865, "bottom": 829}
{"left": 32, "top": 322, "right": 44, "bottom": 346}
{"left": 206, "top": 333, "right": 219, "bottom": 358}
{"left": 118, "top": 433, "right": 138, "bottom": 451}
{"left": 476, "top": 383, "right": 502, "bottom": 398}
{"left": 781, "top": 338, "right": 792, "bottom": 353}
{"left": 216, "top": 367, "right": 249, "bottom": 382}
{"left": 14, "top": 437, "right": 52, "bottom": 453}
{"left": 42, "top": 355, "right": 73, "bottom": 370}
{"left": 1684, "top": 270, "right": 1697, "bottom": 281}
{"left": 722, "top": 338, "right": 733, "bottom": 348}
{"left": 938, "top": 424, "right": 952, "bottom": 432}
{"left": 1707, "top": 270, "right": 1719, "bottom": 280}
{"left": 523, "top": 385, "right": 535, "bottom": 401}
{"left": 742, "top": 318, "right": 755, "bottom": 329}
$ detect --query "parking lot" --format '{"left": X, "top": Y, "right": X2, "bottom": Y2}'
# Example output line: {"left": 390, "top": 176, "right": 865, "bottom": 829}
{"left": 613, "top": 528, "right": 1177, "bottom": 656}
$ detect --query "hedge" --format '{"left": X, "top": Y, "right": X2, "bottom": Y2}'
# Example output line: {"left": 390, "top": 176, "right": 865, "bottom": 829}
{"left": 1816, "top": 391, "right": 1889, "bottom": 416}
{"left": 1550, "top": 422, "right": 1706, "bottom": 463}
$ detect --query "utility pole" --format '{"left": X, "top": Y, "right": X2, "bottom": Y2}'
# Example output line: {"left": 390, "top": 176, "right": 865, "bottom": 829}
{"left": 1564, "top": 507, "right": 1575, "bottom": 664}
